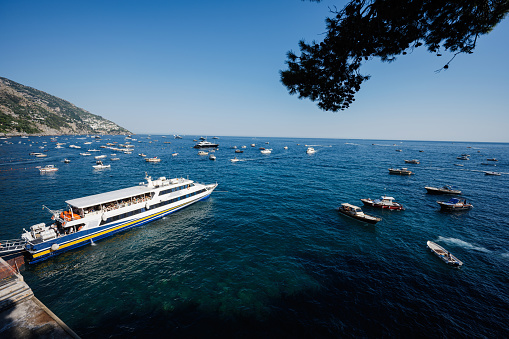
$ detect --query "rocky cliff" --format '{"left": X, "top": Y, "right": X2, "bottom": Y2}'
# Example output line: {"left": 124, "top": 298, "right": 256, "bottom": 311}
{"left": 0, "top": 77, "right": 131, "bottom": 135}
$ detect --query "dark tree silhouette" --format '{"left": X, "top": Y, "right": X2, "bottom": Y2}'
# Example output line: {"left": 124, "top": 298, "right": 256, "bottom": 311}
{"left": 280, "top": 0, "right": 509, "bottom": 111}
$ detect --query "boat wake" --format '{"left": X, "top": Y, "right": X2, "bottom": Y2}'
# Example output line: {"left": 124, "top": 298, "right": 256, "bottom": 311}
{"left": 437, "top": 236, "right": 490, "bottom": 253}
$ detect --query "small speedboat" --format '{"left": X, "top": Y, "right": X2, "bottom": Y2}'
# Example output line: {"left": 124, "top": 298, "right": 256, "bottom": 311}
{"left": 486, "top": 158, "right": 498, "bottom": 161}
{"left": 230, "top": 157, "right": 240, "bottom": 162}
{"left": 172, "top": 153, "right": 178, "bottom": 156}
{"left": 64, "top": 159, "right": 71, "bottom": 163}
{"left": 209, "top": 154, "right": 216, "bottom": 161}
{"left": 261, "top": 149, "right": 272, "bottom": 154}
{"left": 198, "top": 151, "right": 208, "bottom": 156}
{"left": 360, "top": 196, "right": 404, "bottom": 210}
{"left": 388, "top": 168, "right": 413, "bottom": 175}
{"left": 437, "top": 198, "right": 472, "bottom": 211}
{"left": 336, "top": 203, "right": 381, "bottom": 224}
{"left": 427, "top": 241, "right": 463, "bottom": 267}
{"left": 235, "top": 149, "right": 243, "bottom": 153}
{"left": 139, "top": 153, "right": 146, "bottom": 157}
{"left": 485, "top": 171, "right": 501, "bottom": 176}
{"left": 456, "top": 156, "right": 469, "bottom": 160}
{"left": 425, "top": 185, "right": 461, "bottom": 195}
{"left": 306, "top": 147, "right": 316, "bottom": 154}
{"left": 94, "top": 155, "right": 107, "bottom": 159}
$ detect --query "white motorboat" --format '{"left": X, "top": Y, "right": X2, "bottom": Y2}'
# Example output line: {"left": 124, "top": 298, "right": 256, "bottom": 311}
{"left": 193, "top": 140, "right": 219, "bottom": 148}
{"left": 485, "top": 171, "right": 501, "bottom": 176}
{"left": 172, "top": 153, "right": 178, "bottom": 156}
{"left": 336, "top": 203, "right": 381, "bottom": 224}
{"left": 427, "top": 241, "right": 463, "bottom": 267}
{"left": 95, "top": 155, "right": 107, "bottom": 159}
{"left": 64, "top": 159, "right": 71, "bottom": 163}
{"left": 306, "top": 147, "right": 316, "bottom": 154}
{"left": 198, "top": 151, "right": 209, "bottom": 156}
{"left": 19, "top": 174, "right": 218, "bottom": 264}
{"left": 80, "top": 152, "right": 92, "bottom": 156}
{"left": 388, "top": 168, "right": 413, "bottom": 175}
{"left": 260, "top": 149, "right": 272, "bottom": 154}
{"left": 209, "top": 154, "right": 216, "bottom": 160}
{"left": 39, "top": 165, "right": 58, "bottom": 173}
{"left": 93, "top": 161, "right": 110, "bottom": 169}
{"left": 230, "top": 157, "right": 241, "bottom": 162}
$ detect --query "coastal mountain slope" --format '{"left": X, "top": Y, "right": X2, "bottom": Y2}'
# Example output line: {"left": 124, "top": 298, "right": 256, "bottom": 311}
{"left": 0, "top": 76, "right": 131, "bottom": 135}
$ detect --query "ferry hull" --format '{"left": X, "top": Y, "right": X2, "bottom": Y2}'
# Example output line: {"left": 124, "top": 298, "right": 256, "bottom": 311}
{"left": 26, "top": 193, "right": 213, "bottom": 264}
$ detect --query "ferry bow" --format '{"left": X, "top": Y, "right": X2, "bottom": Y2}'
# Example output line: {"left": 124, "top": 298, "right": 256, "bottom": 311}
{"left": 17, "top": 174, "right": 217, "bottom": 264}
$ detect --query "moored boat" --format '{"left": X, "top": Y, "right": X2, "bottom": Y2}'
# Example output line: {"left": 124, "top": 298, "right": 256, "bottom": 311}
{"left": 93, "top": 161, "right": 110, "bottom": 169}
{"left": 261, "top": 149, "right": 272, "bottom": 154}
{"left": 336, "top": 203, "right": 381, "bottom": 224}
{"left": 425, "top": 185, "right": 461, "bottom": 195}
{"left": 209, "top": 154, "right": 216, "bottom": 160}
{"left": 193, "top": 140, "right": 219, "bottom": 148}
{"left": 404, "top": 159, "right": 420, "bottom": 164}
{"left": 39, "top": 165, "right": 58, "bottom": 173}
{"left": 360, "top": 196, "right": 404, "bottom": 210}
{"left": 198, "top": 151, "right": 209, "bottom": 156}
{"left": 20, "top": 174, "right": 218, "bottom": 264}
{"left": 427, "top": 241, "right": 463, "bottom": 267}
{"left": 437, "top": 198, "right": 472, "bottom": 211}
{"left": 145, "top": 157, "right": 161, "bottom": 162}
{"left": 388, "top": 168, "right": 413, "bottom": 175}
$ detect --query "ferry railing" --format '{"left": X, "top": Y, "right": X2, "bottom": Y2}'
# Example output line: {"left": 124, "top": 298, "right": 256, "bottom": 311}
{"left": 0, "top": 239, "right": 26, "bottom": 254}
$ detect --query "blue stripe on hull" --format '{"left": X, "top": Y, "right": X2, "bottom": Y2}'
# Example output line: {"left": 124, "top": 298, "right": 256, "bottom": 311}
{"left": 28, "top": 193, "right": 212, "bottom": 264}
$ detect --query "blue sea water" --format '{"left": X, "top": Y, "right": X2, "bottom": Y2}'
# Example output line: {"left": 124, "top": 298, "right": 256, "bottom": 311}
{"left": 1, "top": 135, "right": 508, "bottom": 337}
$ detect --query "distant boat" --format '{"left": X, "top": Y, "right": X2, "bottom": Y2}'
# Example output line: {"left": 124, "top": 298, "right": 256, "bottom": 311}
{"left": 111, "top": 158, "right": 120, "bottom": 161}
{"left": 230, "top": 157, "right": 240, "bottom": 162}
{"left": 145, "top": 157, "right": 161, "bottom": 162}
{"left": 388, "top": 168, "right": 413, "bottom": 175}
{"left": 80, "top": 152, "right": 92, "bottom": 156}
{"left": 454, "top": 164, "right": 464, "bottom": 167}
{"left": 404, "top": 159, "right": 420, "bottom": 164}
{"left": 425, "top": 185, "right": 461, "bottom": 195}
{"left": 360, "top": 196, "right": 404, "bottom": 210}
{"left": 93, "top": 161, "right": 110, "bottom": 169}
{"left": 172, "top": 153, "right": 178, "bottom": 156}
{"left": 174, "top": 135, "right": 183, "bottom": 139}
{"left": 198, "top": 151, "right": 208, "bottom": 156}
{"left": 486, "top": 158, "right": 498, "bottom": 161}
{"left": 306, "top": 147, "right": 316, "bottom": 154}
{"left": 139, "top": 153, "right": 146, "bottom": 157}
{"left": 456, "top": 155, "right": 469, "bottom": 160}
{"left": 209, "top": 154, "right": 216, "bottom": 161}
{"left": 64, "top": 159, "right": 71, "bottom": 163}
{"left": 193, "top": 141, "right": 218, "bottom": 148}
{"left": 251, "top": 144, "right": 255, "bottom": 147}
{"left": 235, "top": 149, "right": 243, "bottom": 153}
{"left": 437, "top": 198, "right": 472, "bottom": 211}
{"left": 39, "top": 165, "right": 58, "bottom": 173}
{"left": 427, "top": 241, "right": 463, "bottom": 267}
{"left": 336, "top": 203, "right": 381, "bottom": 224}
{"left": 260, "top": 149, "right": 271, "bottom": 154}
{"left": 396, "top": 149, "right": 402, "bottom": 152}
{"left": 485, "top": 171, "right": 501, "bottom": 176}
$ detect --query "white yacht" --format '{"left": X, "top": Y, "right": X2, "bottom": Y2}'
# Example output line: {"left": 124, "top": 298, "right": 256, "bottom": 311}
{"left": 260, "top": 149, "right": 272, "bottom": 154}
{"left": 20, "top": 174, "right": 218, "bottom": 264}
{"left": 306, "top": 147, "right": 316, "bottom": 154}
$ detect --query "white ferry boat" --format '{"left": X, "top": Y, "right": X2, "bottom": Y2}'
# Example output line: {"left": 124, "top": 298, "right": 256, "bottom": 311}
{"left": 21, "top": 174, "right": 218, "bottom": 264}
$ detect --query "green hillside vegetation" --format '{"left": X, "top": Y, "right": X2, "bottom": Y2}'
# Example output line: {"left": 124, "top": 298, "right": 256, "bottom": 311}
{"left": 0, "top": 76, "right": 131, "bottom": 135}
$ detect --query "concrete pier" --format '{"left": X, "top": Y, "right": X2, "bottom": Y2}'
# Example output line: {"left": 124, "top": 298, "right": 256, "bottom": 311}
{"left": 0, "top": 257, "right": 80, "bottom": 338}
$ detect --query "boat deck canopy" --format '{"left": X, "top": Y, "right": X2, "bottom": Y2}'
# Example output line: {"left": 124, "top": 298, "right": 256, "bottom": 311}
{"left": 66, "top": 185, "right": 153, "bottom": 209}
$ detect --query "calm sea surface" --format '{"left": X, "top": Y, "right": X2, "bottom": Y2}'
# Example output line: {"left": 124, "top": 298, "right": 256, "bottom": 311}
{"left": 1, "top": 135, "right": 508, "bottom": 337}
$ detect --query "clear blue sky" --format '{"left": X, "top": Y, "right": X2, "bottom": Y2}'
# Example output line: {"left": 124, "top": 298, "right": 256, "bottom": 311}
{"left": 1, "top": 0, "right": 508, "bottom": 142}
